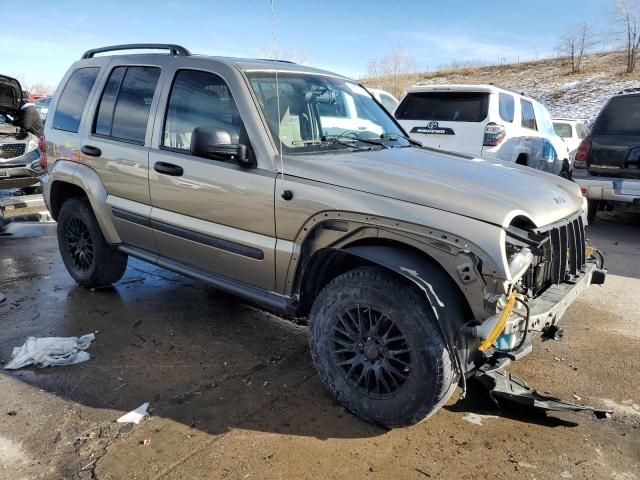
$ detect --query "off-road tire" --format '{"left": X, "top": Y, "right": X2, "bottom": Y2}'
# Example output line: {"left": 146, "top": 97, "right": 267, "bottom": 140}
{"left": 57, "top": 197, "right": 128, "bottom": 287}
{"left": 587, "top": 199, "right": 599, "bottom": 224}
{"left": 309, "top": 266, "right": 459, "bottom": 428}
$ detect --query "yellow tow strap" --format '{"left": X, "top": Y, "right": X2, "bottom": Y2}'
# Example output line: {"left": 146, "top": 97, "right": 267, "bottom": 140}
{"left": 479, "top": 290, "right": 518, "bottom": 351}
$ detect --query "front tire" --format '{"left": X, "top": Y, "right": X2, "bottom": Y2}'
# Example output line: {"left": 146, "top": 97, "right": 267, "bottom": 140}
{"left": 57, "top": 197, "right": 128, "bottom": 287}
{"left": 309, "top": 267, "right": 458, "bottom": 428}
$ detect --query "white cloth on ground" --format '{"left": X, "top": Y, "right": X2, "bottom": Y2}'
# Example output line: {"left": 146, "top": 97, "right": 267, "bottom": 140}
{"left": 4, "top": 333, "right": 95, "bottom": 370}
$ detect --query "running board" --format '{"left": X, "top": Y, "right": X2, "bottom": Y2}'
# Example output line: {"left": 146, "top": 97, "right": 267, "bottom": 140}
{"left": 474, "top": 367, "right": 612, "bottom": 419}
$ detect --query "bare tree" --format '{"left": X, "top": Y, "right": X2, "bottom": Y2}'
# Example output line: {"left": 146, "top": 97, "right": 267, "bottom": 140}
{"left": 614, "top": 0, "right": 640, "bottom": 73}
{"left": 256, "top": 43, "right": 310, "bottom": 65}
{"left": 365, "top": 47, "right": 416, "bottom": 98}
{"left": 557, "top": 21, "right": 598, "bottom": 73}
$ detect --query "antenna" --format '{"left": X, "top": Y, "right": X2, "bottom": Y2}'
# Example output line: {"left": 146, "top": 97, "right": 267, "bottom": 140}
{"left": 270, "top": 0, "right": 292, "bottom": 200}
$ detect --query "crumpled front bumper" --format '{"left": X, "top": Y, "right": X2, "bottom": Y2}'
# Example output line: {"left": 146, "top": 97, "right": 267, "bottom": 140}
{"left": 527, "top": 261, "right": 603, "bottom": 332}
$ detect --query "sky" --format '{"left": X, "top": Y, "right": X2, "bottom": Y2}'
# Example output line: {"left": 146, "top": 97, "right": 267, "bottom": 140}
{"left": 1, "top": 0, "right": 613, "bottom": 91}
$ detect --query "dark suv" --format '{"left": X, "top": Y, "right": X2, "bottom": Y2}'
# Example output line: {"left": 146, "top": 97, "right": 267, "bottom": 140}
{"left": 574, "top": 89, "right": 640, "bottom": 222}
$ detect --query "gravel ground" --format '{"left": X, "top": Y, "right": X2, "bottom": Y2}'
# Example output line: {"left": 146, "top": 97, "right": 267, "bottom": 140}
{"left": 0, "top": 212, "right": 638, "bottom": 480}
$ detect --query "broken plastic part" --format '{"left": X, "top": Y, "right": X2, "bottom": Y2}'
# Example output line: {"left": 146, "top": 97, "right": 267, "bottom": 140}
{"left": 475, "top": 367, "right": 612, "bottom": 419}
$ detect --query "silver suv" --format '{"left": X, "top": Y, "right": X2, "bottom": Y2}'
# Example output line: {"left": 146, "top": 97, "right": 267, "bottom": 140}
{"left": 43, "top": 44, "right": 605, "bottom": 427}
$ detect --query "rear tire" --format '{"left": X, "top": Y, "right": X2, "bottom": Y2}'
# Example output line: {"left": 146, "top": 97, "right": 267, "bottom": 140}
{"left": 57, "top": 197, "right": 128, "bottom": 287}
{"left": 309, "top": 266, "right": 459, "bottom": 428}
{"left": 587, "top": 199, "right": 599, "bottom": 224}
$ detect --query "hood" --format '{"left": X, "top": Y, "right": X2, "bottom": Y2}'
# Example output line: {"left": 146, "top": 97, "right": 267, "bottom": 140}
{"left": 286, "top": 147, "right": 583, "bottom": 229}
{"left": 0, "top": 75, "right": 23, "bottom": 115}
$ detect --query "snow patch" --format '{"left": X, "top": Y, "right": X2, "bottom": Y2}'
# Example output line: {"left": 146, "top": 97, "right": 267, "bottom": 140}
{"left": 462, "top": 413, "right": 498, "bottom": 425}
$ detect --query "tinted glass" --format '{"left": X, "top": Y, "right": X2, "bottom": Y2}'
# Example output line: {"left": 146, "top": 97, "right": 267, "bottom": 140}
{"left": 521, "top": 100, "right": 537, "bottom": 130}
{"left": 395, "top": 92, "right": 489, "bottom": 122}
{"left": 94, "top": 66, "right": 126, "bottom": 136}
{"left": 53, "top": 67, "right": 100, "bottom": 132}
{"left": 593, "top": 96, "right": 640, "bottom": 135}
{"left": 499, "top": 93, "right": 514, "bottom": 122}
{"left": 163, "top": 69, "right": 243, "bottom": 151}
{"left": 110, "top": 67, "right": 160, "bottom": 143}
{"left": 553, "top": 122, "right": 572, "bottom": 138}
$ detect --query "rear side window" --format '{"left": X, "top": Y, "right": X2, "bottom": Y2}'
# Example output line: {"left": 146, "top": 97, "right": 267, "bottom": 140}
{"left": 395, "top": 92, "right": 489, "bottom": 122}
{"left": 53, "top": 67, "right": 100, "bottom": 133}
{"left": 521, "top": 100, "right": 537, "bottom": 130}
{"left": 93, "top": 66, "right": 161, "bottom": 143}
{"left": 593, "top": 96, "right": 640, "bottom": 135}
{"left": 499, "top": 93, "right": 514, "bottom": 122}
{"left": 553, "top": 122, "right": 572, "bottom": 138}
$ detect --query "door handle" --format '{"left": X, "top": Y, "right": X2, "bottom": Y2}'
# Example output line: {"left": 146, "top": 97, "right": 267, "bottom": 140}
{"left": 81, "top": 145, "right": 102, "bottom": 157}
{"left": 154, "top": 161, "right": 183, "bottom": 176}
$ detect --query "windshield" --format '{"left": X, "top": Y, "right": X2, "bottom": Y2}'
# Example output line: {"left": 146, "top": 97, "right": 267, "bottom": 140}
{"left": 247, "top": 72, "right": 410, "bottom": 154}
{"left": 553, "top": 122, "right": 572, "bottom": 138}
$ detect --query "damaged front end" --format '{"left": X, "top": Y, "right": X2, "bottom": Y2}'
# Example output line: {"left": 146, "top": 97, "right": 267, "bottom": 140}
{"left": 460, "top": 212, "right": 608, "bottom": 416}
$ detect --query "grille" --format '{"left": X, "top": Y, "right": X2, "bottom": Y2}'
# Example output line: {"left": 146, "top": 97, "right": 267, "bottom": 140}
{"left": 0, "top": 143, "right": 26, "bottom": 159}
{"left": 521, "top": 215, "right": 586, "bottom": 296}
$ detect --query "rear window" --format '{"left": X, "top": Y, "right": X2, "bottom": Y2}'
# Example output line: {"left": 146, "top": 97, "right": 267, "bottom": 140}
{"left": 93, "top": 66, "right": 160, "bottom": 144}
{"left": 395, "top": 91, "right": 489, "bottom": 122}
{"left": 53, "top": 67, "right": 100, "bottom": 133}
{"left": 553, "top": 122, "right": 572, "bottom": 138}
{"left": 593, "top": 96, "right": 640, "bottom": 135}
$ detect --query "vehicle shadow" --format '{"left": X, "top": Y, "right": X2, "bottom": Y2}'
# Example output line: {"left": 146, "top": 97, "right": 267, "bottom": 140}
{"left": 587, "top": 210, "right": 640, "bottom": 280}
{"left": 444, "top": 381, "right": 579, "bottom": 428}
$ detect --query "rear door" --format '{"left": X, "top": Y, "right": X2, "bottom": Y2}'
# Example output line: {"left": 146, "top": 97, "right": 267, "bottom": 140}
{"left": 589, "top": 95, "right": 640, "bottom": 179}
{"left": 81, "top": 61, "right": 163, "bottom": 251}
{"left": 394, "top": 90, "right": 489, "bottom": 155}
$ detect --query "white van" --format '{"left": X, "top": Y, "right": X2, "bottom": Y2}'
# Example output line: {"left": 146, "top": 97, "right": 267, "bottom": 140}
{"left": 395, "top": 84, "right": 571, "bottom": 177}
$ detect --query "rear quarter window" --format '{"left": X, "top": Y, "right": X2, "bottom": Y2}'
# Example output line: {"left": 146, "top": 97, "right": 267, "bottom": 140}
{"left": 499, "top": 93, "right": 515, "bottom": 122}
{"left": 593, "top": 96, "right": 640, "bottom": 135}
{"left": 53, "top": 67, "right": 100, "bottom": 133}
{"left": 395, "top": 91, "right": 489, "bottom": 122}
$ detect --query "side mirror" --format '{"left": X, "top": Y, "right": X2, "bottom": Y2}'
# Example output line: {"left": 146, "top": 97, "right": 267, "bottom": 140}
{"left": 190, "top": 126, "right": 256, "bottom": 168}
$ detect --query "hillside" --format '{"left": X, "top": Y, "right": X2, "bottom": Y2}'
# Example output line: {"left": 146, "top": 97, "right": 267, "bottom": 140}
{"left": 363, "top": 51, "right": 640, "bottom": 121}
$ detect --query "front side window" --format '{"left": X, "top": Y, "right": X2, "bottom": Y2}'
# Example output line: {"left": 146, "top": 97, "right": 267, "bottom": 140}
{"left": 521, "top": 100, "right": 537, "bottom": 130}
{"left": 553, "top": 122, "right": 573, "bottom": 138}
{"left": 248, "top": 72, "right": 409, "bottom": 154}
{"left": 395, "top": 91, "right": 489, "bottom": 122}
{"left": 499, "top": 93, "right": 515, "bottom": 123}
{"left": 93, "top": 66, "right": 160, "bottom": 143}
{"left": 53, "top": 67, "right": 100, "bottom": 133}
{"left": 163, "top": 69, "right": 244, "bottom": 151}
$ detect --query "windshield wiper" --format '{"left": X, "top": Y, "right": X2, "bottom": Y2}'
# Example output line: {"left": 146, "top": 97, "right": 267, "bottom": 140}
{"left": 379, "top": 133, "right": 422, "bottom": 147}
{"left": 322, "top": 134, "right": 389, "bottom": 149}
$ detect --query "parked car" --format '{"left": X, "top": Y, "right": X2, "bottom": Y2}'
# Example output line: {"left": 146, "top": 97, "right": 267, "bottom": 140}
{"left": 368, "top": 88, "right": 399, "bottom": 113}
{"left": 573, "top": 88, "right": 640, "bottom": 223}
{"left": 395, "top": 84, "right": 572, "bottom": 178}
{"left": 34, "top": 96, "right": 52, "bottom": 122}
{"left": 43, "top": 44, "right": 604, "bottom": 427}
{"left": 553, "top": 118, "right": 590, "bottom": 161}
{"left": 0, "top": 75, "right": 46, "bottom": 192}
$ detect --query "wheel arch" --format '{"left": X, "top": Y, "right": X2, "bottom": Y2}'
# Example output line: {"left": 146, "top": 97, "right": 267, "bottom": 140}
{"left": 48, "top": 160, "right": 121, "bottom": 243}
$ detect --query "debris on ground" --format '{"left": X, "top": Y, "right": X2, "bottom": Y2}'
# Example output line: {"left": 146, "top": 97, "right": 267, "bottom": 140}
{"left": 0, "top": 292, "right": 5, "bottom": 303}
{"left": 117, "top": 403, "right": 150, "bottom": 425}
{"left": 4, "top": 333, "right": 96, "bottom": 370}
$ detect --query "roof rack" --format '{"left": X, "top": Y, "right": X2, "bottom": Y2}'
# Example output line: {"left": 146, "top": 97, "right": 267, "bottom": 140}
{"left": 81, "top": 44, "right": 191, "bottom": 59}
{"left": 256, "top": 58, "right": 296, "bottom": 64}
{"left": 617, "top": 87, "right": 640, "bottom": 95}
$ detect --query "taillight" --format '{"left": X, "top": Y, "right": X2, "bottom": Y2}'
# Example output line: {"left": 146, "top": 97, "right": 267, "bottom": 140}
{"left": 38, "top": 136, "right": 47, "bottom": 172}
{"left": 483, "top": 123, "right": 506, "bottom": 147}
{"left": 574, "top": 136, "right": 591, "bottom": 168}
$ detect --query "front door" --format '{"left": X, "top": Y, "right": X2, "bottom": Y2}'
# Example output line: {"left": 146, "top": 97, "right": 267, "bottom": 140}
{"left": 148, "top": 68, "right": 277, "bottom": 291}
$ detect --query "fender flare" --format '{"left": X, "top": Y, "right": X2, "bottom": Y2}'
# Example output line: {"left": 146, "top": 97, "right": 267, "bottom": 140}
{"left": 342, "top": 244, "right": 477, "bottom": 375}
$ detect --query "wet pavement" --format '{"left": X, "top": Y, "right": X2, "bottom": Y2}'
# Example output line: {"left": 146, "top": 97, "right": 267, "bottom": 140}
{"left": 0, "top": 214, "right": 639, "bottom": 480}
